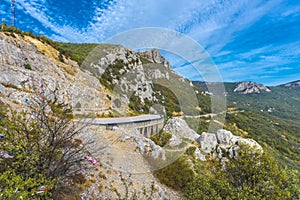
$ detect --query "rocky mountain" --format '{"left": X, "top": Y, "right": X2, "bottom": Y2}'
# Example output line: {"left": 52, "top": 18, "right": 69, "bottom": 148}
{"left": 0, "top": 30, "right": 210, "bottom": 199}
{"left": 137, "top": 48, "right": 171, "bottom": 69}
{"left": 58, "top": 42, "right": 205, "bottom": 116}
{"left": 233, "top": 81, "right": 271, "bottom": 94}
{"left": 192, "top": 81, "right": 271, "bottom": 95}
{"left": 0, "top": 32, "right": 111, "bottom": 116}
{"left": 0, "top": 31, "right": 200, "bottom": 118}
{"left": 1, "top": 29, "right": 299, "bottom": 199}
{"left": 280, "top": 80, "right": 300, "bottom": 88}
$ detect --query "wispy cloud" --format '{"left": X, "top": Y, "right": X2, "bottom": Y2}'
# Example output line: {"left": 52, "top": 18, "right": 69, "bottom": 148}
{"left": 1, "top": 0, "right": 299, "bottom": 85}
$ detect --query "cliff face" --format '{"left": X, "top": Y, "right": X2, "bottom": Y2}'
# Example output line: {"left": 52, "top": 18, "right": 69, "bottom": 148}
{"left": 0, "top": 32, "right": 113, "bottom": 117}
{"left": 0, "top": 32, "right": 181, "bottom": 116}
{"left": 137, "top": 48, "right": 171, "bottom": 69}
{"left": 81, "top": 45, "right": 159, "bottom": 107}
{"left": 79, "top": 43, "right": 196, "bottom": 115}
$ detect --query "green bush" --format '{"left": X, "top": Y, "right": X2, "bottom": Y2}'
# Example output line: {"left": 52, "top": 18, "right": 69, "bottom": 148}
{"left": 150, "top": 131, "right": 172, "bottom": 147}
{"left": 0, "top": 93, "right": 89, "bottom": 199}
{"left": 154, "top": 156, "right": 194, "bottom": 190}
{"left": 185, "top": 146, "right": 196, "bottom": 156}
{"left": 24, "top": 63, "right": 32, "bottom": 70}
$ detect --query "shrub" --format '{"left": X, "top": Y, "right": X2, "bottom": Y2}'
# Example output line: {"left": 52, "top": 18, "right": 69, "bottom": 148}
{"left": 150, "top": 131, "right": 172, "bottom": 147}
{"left": 154, "top": 156, "right": 194, "bottom": 190}
{"left": 182, "top": 147, "right": 300, "bottom": 200}
{"left": 185, "top": 146, "right": 196, "bottom": 156}
{"left": 24, "top": 63, "right": 32, "bottom": 70}
{"left": 0, "top": 90, "right": 91, "bottom": 199}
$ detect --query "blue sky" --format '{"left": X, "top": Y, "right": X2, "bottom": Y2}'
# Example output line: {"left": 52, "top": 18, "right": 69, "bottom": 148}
{"left": 0, "top": 0, "right": 299, "bottom": 85}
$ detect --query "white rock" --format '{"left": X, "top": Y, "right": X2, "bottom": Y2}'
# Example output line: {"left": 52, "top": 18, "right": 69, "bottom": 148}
{"left": 197, "top": 132, "right": 218, "bottom": 153}
{"left": 216, "top": 129, "right": 233, "bottom": 145}
{"left": 163, "top": 117, "right": 200, "bottom": 145}
{"left": 194, "top": 148, "right": 206, "bottom": 161}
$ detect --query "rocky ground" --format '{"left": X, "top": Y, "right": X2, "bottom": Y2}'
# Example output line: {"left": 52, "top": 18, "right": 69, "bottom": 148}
{"left": 79, "top": 126, "right": 180, "bottom": 200}
{"left": 78, "top": 116, "right": 263, "bottom": 199}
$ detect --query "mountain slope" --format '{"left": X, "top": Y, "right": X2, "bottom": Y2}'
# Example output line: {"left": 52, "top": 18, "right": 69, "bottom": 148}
{"left": 193, "top": 80, "right": 300, "bottom": 170}
{"left": 280, "top": 80, "right": 300, "bottom": 88}
{"left": 1, "top": 28, "right": 299, "bottom": 198}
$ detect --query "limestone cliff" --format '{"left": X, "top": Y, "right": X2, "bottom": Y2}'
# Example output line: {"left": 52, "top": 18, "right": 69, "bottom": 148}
{"left": 0, "top": 32, "right": 112, "bottom": 117}
{"left": 137, "top": 48, "right": 171, "bottom": 69}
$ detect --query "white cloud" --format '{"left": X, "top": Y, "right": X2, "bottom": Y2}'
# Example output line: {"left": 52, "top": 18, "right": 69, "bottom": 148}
{"left": 3, "top": 0, "right": 298, "bottom": 85}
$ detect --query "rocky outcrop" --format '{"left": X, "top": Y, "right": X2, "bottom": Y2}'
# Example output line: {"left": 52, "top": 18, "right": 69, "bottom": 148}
{"left": 163, "top": 117, "right": 200, "bottom": 146}
{"left": 198, "top": 129, "right": 263, "bottom": 161}
{"left": 0, "top": 32, "right": 111, "bottom": 116}
{"left": 134, "top": 136, "right": 166, "bottom": 160}
{"left": 234, "top": 81, "right": 271, "bottom": 94}
{"left": 138, "top": 48, "right": 171, "bottom": 69}
{"left": 82, "top": 45, "right": 176, "bottom": 114}
{"left": 197, "top": 132, "right": 218, "bottom": 153}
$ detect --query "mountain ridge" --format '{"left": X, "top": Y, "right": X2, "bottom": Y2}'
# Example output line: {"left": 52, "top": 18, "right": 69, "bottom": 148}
{"left": 279, "top": 80, "right": 300, "bottom": 88}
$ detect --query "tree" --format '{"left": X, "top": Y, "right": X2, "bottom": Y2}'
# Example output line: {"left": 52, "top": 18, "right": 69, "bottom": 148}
{"left": 0, "top": 91, "right": 92, "bottom": 199}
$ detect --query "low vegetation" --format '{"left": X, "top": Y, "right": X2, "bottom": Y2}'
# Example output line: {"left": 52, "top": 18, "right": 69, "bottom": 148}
{"left": 150, "top": 132, "right": 172, "bottom": 147}
{"left": 154, "top": 145, "right": 299, "bottom": 199}
{"left": 182, "top": 147, "right": 300, "bottom": 199}
{"left": 56, "top": 43, "right": 98, "bottom": 65}
{"left": 226, "top": 111, "right": 300, "bottom": 170}
{"left": 0, "top": 93, "right": 91, "bottom": 199}
{"left": 154, "top": 156, "right": 195, "bottom": 191}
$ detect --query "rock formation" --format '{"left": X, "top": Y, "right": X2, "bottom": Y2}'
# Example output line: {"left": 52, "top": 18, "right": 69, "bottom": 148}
{"left": 197, "top": 129, "right": 263, "bottom": 161}
{"left": 138, "top": 48, "right": 171, "bottom": 69}
{"left": 233, "top": 81, "right": 271, "bottom": 94}
{"left": 163, "top": 117, "right": 200, "bottom": 146}
{"left": 0, "top": 32, "right": 111, "bottom": 116}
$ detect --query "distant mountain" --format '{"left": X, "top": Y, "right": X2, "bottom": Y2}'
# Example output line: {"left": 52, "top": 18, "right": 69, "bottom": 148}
{"left": 193, "top": 80, "right": 300, "bottom": 121}
{"left": 192, "top": 81, "right": 271, "bottom": 95}
{"left": 233, "top": 81, "right": 271, "bottom": 94}
{"left": 193, "top": 80, "right": 300, "bottom": 170}
{"left": 279, "top": 80, "right": 300, "bottom": 88}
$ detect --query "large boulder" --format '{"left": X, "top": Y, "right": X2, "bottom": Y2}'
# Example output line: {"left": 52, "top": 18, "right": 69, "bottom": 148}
{"left": 163, "top": 117, "right": 200, "bottom": 146}
{"left": 216, "top": 129, "right": 233, "bottom": 145}
{"left": 198, "top": 129, "right": 263, "bottom": 160}
{"left": 119, "top": 129, "right": 166, "bottom": 160}
{"left": 196, "top": 132, "right": 218, "bottom": 153}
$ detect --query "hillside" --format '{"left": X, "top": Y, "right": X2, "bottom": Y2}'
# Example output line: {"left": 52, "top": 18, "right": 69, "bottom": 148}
{"left": 0, "top": 28, "right": 212, "bottom": 198}
{"left": 0, "top": 27, "right": 299, "bottom": 199}
{"left": 193, "top": 81, "right": 300, "bottom": 170}
{"left": 55, "top": 42, "right": 212, "bottom": 117}
{"left": 193, "top": 81, "right": 300, "bottom": 120}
